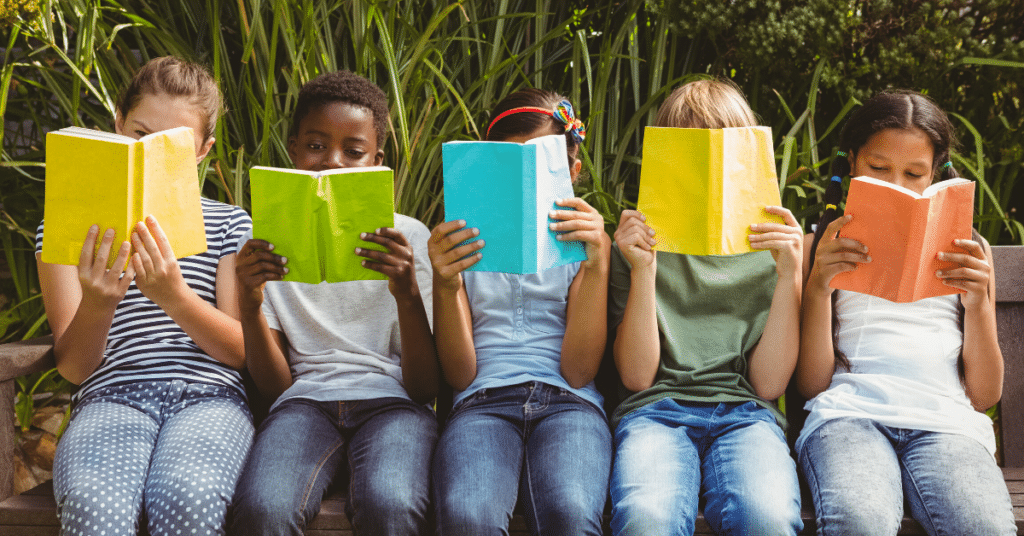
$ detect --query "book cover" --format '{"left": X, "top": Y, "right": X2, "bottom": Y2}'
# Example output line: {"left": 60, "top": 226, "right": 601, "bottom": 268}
{"left": 441, "top": 134, "right": 587, "bottom": 274}
{"left": 831, "top": 176, "right": 976, "bottom": 303}
{"left": 249, "top": 166, "right": 395, "bottom": 284}
{"left": 42, "top": 126, "right": 206, "bottom": 266}
{"left": 637, "top": 126, "right": 784, "bottom": 256}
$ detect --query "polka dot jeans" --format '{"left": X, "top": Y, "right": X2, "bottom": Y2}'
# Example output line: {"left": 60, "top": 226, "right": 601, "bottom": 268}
{"left": 53, "top": 380, "right": 254, "bottom": 536}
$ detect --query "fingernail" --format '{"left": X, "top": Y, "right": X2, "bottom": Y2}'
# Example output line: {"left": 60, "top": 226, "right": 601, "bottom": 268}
{"left": 865, "top": 256, "right": 872, "bottom": 262}
{"left": 936, "top": 270, "right": 943, "bottom": 277}
{"left": 280, "top": 256, "right": 287, "bottom": 264}
{"left": 478, "top": 240, "right": 485, "bottom": 247}
{"left": 355, "top": 248, "right": 362, "bottom": 254}
{"left": 937, "top": 252, "right": 945, "bottom": 260}
{"left": 472, "top": 228, "right": 480, "bottom": 236}
{"left": 549, "top": 223, "right": 557, "bottom": 230}
{"left": 549, "top": 211, "right": 557, "bottom": 218}
{"left": 361, "top": 260, "right": 368, "bottom": 266}
{"left": 267, "top": 243, "right": 275, "bottom": 251}
{"left": 90, "top": 225, "right": 99, "bottom": 233}
{"left": 458, "top": 220, "right": 466, "bottom": 226}
{"left": 359, "top": 233, "right": 367, "bottom": 239}
{"left": 376, "top": 228, "right": 383, "bottom": 234}
{"left": 648, "top": 228, "right": 655, "bottom": 236}
{"left": 283, "top": 267, "right": 289, "bottom": 274}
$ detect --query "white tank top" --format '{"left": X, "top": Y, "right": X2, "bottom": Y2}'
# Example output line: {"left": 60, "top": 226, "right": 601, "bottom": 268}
{"left": 796, "top": 290, "right": 996, "bottom": 456}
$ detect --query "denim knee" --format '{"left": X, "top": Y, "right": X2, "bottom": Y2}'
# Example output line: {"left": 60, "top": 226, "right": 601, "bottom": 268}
{"left": 612, "top": 494, "right": 690, "bottom": 536}
{"left": 349, "top": 479, "right": 429, "bottom": 536}
{"left": 230, "top": 483, "right": 306, "bottom": 536}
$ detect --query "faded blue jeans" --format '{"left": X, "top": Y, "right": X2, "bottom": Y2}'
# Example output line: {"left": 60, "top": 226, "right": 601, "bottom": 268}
{"left": 799, "top": 417, "right": 1016, "bottom": 536}
{"left": 229, "top": 397, "right": 437, "bottom": 536}
{"left": 433, "top": 381, "right": 612, "bottom": 536}
{"left": 610, "top": 398, "right": 802, "bottom": 536}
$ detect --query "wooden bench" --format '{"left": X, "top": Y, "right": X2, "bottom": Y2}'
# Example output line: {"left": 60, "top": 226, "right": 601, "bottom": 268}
{"left": 3, "top": 245, "right": 1023, "bottom": 535}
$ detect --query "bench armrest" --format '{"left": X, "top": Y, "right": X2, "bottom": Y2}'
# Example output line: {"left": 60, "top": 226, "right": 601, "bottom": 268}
{"left": 0, "top": 336, "right": 56, "bottom": 383}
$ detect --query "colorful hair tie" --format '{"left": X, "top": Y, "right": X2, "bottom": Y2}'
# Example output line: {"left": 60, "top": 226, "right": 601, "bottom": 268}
{"left": 942, "top": 161, "right": 953, "bottom": 170}
{"left": 830, "top": 175, "right": 842, "bottom": 183}
{"left": 836, "top": 150, "right": 847, "bottom": 157}
{"left": 825, "top": 204, "right": 837, "bottom": 211}
{"left": 552, "top": 100, "right": 587, "bottom": 143}
{"left": 485, "top": 100, "right": 587, "bottom": 143}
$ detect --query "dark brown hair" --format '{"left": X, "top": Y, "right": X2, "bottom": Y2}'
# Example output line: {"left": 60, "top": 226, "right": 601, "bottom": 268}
{"left": 289, "top": 70, "right": 389, "bottom": 149}
{"left": 116, "top": 56, "right": 222, "bottom": 143}
{"left": 487, "top": 88, "right": 581, "bottom": 167}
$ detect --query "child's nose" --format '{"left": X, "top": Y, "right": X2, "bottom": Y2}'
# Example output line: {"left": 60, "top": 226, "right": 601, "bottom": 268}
{"left": 325, "top": 148, "right": 345, "bottom": 169}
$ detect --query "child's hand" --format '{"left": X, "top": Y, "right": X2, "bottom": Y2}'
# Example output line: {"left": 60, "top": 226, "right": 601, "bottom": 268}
{"left": 806, "top": 214, "right": 870, "bottom": 295}
{"left": 613, "top": 210, "right": 656, "bottom": 270}
{"left": 77, "top": 225, "right": 136, "bottom": 310}
{"left": 235, "top": 239, "right": 287, "bottom": 311}
{"left": 130, "top": 216, "right": 191, "bottom": 308}
{"left": 550, "top": 197, "right": 610, "bottom": 269}
{"left": 749, "top": 206, "right": 803, "bottom": 278}
{"left": 428, "top": 220, "right": 483, "bottom": 291}
{"left": 937, "top": 238, "right": 990, "bottom": 309}
{"left": 356, "top": 228, "right": 420, "bottom": 299}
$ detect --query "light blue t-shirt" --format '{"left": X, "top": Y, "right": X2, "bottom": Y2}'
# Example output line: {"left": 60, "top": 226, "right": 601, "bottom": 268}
{"left": 455, "top": 262, "right": 604, "bottom": 412}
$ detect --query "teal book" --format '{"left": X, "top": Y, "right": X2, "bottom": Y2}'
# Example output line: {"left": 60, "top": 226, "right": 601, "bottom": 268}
{"left": 441, "top": 134, "right": 587, "bottom": 274}
{"left": 249, "top": 166, "right": 394, "bottom": 284}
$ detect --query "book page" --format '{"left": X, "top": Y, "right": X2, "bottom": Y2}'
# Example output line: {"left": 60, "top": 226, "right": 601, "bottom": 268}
{"left": 910, "top": 180, "right": 975, "bottom": 301}
{"left": 720, "top": 126, "right": 784, "bottom": 254}
{"left": 140, "top": 127, "right": 206, "bottom": 259}
{"left": 530, "top": 134, "right": 587, "bottom": 272}
{"left": 321, "top": 168, "right": 394, "bottom": 283}
{"left": 53, "top": 126, "right": 136, "bottom": 144}
{"left": 250, "top": 167, "right": 324, "bottom": 284}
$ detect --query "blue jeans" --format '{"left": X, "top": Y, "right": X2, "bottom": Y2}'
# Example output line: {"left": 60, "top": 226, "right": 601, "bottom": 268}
{"left": 799, "top": 417, "right": 1016, "bottom": 536}
{"left": 433, "top": 381, "right": 612, "bottom": 536}
{"left": 53, "top": 380, "right": 253, "bottom": 536}
{"left": 230, "top": 397, "right": 437, "bottom": 536}
{"left": 610, "top": 398, "right": 802, "bottom": 536}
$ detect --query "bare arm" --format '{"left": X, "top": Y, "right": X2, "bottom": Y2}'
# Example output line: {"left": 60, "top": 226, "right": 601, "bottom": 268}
{"left": 131, "top": 216, "right": 246, "bottom": 369}
{"left": 552, "top": 198, "right": 611, "bottom": 388}
{"left": 611, "top": 210, "right": 660, "bottom": 392}
{"left": 357, "top": 227, "right": 439, "bottom": 404}
{"left": 746, "top": 206, "right": 803, "bottom": 400}
{"left": 797, "top": 215, "right": 870, "bottom": 398}
{"left": 938, "top": 237, "right": 1003, "bottom": 410}
{"left": 428, "top": 220, "right": 483, "bottom": 391}
{"left": 38, "top": 226, "right": 136, "bottom": 384}
{"left": 235, "top": 238, "right": 293, "bottom": 400}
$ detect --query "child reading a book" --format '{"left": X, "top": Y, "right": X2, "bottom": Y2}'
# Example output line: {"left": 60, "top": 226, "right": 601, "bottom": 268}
{"left": 36, "top": 56, "right": 254, "bottom": 536}
{"left": 229, "top": 70, "right": 438, "bottom": 536}
{"left": 608, "top": 79, "right": 804, "bottom": 535}
{"left": 797, "top": 90, "right": 1015, "bottom": 535}
{"left": 428, "top": 89, "right": 611, "bottom": 535}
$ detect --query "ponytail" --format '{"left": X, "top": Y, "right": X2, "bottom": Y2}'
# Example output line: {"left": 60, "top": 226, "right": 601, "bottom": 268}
{"left": 807, "top": 150, "right": 850, "bottom": 275}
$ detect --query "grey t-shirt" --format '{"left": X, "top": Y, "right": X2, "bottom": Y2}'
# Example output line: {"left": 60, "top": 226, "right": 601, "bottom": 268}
{"left": 240, "top": 213, "right": 433, "bottom": 409}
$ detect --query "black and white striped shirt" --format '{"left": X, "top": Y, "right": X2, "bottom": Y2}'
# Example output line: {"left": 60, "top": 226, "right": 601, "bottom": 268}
{"left": 36, "top": 198, "right": 252, "bottom": 402}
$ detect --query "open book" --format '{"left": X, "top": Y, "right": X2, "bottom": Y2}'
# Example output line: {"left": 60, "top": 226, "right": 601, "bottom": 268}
{"left": 249, "top": 166, "right": 394, "bottom": 284}
{"left": 441, "top": 134, "right": 586, "bottom": 274}
{"left": 637, "top": 126, "right": 784, "bottom": 256}
{"left": 831, "top": 176, "right": 976, "bottom": 303}
{"left": 42, "top": 126, "right": 206, "bottom": 266}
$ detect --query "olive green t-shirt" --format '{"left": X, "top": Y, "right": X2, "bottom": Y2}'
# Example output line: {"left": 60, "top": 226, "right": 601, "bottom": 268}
{"left": 608, "top": 246, "right": 785, "bottom": 430}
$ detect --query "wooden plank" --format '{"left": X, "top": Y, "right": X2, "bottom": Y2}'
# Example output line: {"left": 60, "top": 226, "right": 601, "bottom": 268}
{"left": 993, "top": 246, "right": 1024, "bottom": 303}
{"left": 1, "top": 380, "right": 15, "bottom": 502}
{"left": 998, "top": 304, "right": 1024, "bottom": 467}
{"left": 0, "top": 336, "right": 55, "bottom": 383}
{"left": 0, "top": 493, "right": 59, "bottom": 526}
{"left": 1, "top": 527, "right": 59, "bottom": 536}
{"left": 305, "top": 497, "right": 351, "bottom": 530}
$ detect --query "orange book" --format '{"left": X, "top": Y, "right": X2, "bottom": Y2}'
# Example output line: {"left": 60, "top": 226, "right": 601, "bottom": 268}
{"left": 830, "top": 176, "right": 975, "bottom": 303}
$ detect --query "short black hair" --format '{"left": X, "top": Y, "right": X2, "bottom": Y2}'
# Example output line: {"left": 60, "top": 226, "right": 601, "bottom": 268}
{"left": 289, "top": 70, "right": 389, "bottom": 149}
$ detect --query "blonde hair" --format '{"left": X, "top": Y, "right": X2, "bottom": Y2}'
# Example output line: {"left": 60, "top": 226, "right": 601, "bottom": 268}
{"left": 116, "top": 56, "right": 222, "bottom": 143}
{"left": 654, "top": 79, "right": 757, "bottom": 129}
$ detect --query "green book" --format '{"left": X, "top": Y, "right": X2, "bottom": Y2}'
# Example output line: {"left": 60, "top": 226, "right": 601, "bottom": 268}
{"left": 249, "top": 166, "right": 394, "bottom": 284}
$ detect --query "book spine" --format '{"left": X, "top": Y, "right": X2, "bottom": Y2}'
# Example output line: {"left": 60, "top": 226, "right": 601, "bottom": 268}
{"left": 903, "top": 198, "right": 930, "bottom": 302}
{"left": 524, "top": 145, "right": 536, "bottom": 273}
{"left": 129, "top": 142, "right": 143, "bottom": 246}
{"left": 710, "top": 129, "right": 723, "bottom": 253}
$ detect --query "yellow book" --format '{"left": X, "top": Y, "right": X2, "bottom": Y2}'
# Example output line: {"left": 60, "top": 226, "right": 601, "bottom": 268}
{"left": 41, "top": 126, "right": 207, "bottom": 266}
{"left": 637, "top": 126, "right": 783, "bottom": 256}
